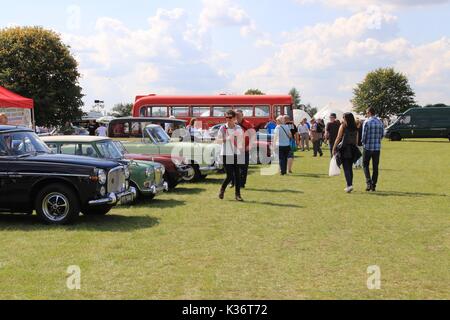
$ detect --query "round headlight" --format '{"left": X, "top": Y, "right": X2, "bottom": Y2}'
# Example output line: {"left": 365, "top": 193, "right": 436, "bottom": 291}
{"left": 124, "top": 166, "right": 130, "bottom": 179}
{"left": 98, "top": 169, "right": 107, "bottom": 185}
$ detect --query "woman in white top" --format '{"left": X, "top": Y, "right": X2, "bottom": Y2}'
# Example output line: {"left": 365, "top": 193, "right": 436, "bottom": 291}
{"left": 298, "top": 119, "right": 310, "bottom": 151}
{"left": 216, "top": 110, "right": 245, "bottom": 201}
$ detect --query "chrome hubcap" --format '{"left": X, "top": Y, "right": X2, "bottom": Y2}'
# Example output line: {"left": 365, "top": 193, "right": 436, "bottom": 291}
{"left": 42, "top": 192, "right": 70, "bottom": 222}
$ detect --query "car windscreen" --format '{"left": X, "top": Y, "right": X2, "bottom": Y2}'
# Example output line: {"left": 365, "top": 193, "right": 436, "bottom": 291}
{"left": 0, "top": 131, "right": 50, "bottom": 156}
{"left": 96, "top": 141, "right": 123, "bottom": 159}
{"left": 146, "top": 126, "right": 171, "bottom": 144}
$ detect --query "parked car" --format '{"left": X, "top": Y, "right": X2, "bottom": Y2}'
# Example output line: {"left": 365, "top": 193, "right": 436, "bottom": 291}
{"left": 385, "top": 107, "right": 450, "bottom": 141}
{"left": 111, "top": 124, "right": 222, "bottom": 181}
{"left": 108, "top": 117, "right": 187, "bottom": 138}
{"left": 113, "top": 141, "right": 195, "bottom": 189}
{"left": 0, "top": 126, "right": 136, "bottom": 225}
{"left": 42, "top": 136, "right": 168, "bottom": 200}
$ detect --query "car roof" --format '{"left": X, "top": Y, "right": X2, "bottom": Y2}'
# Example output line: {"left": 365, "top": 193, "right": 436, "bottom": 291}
{"left": 0, "top": 125, "right": 33, "bottom": 133}
{"left": 109, "top": 117, "right": 187, "bottom": 124}
{"left": 41, "top": 135, "right": 111, "bottom": 143}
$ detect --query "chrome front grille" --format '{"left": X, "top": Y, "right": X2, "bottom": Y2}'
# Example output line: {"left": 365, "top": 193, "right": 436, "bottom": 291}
{"left": 107, "top": 166, "right": 126, "bottom": 193}
{"left": 155, "top": 167, "right": 163, "bottom": 185}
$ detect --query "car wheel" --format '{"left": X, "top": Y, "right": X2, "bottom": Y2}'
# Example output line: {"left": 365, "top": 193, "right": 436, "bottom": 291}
{"left": 391, "top": 133, "right": 402, "bottom": 141}
{"left": 181, "top": 165, "right": 197, "bottom": 182}
{"left": 35, "top": 184, "right": 80, "bottom": 225}
{"left": 82, "top": 205, "right": 113, "bottom": 216}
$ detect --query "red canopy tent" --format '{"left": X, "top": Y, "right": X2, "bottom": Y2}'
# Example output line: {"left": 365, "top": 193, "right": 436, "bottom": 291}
{"left": 0, "top": 86, "right": 34, "bottom": 110}
{"left": 0, "top": 86, "right": 34, "bottom": 127}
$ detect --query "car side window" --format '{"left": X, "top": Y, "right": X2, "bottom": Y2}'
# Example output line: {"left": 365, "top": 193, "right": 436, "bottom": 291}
{"left": 60, "top": 143, "right": 78, "bottom": 156}
{"left": 0, "top": 136, "right": 8, "bottom": 156}
{"left": 46, "top": 143, "right": 59, "bottom": 154}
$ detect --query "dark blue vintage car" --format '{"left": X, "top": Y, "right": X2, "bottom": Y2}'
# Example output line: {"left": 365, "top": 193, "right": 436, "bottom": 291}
{"left": 0, "top": 126, "right": 136, "bottom": 225}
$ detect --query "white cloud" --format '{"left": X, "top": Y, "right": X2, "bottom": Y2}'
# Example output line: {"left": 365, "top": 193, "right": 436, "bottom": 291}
{"left": 63, "top": 8, "right": 230, "bottom": 110}
{"left": 296, "top": 0, "right": 450, "bottom": 10}
{"left": 232, "top": 8, "right": 450, "bottom": 107}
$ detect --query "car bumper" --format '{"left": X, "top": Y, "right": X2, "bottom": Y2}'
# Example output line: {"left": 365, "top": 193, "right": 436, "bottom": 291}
{"left": 199, "top": 165, "right": 221, "bottom": 175}
{"left": 141, "top": 181, "right": 169, "bottom": 195}
{"left": 88, "top": 187, "right": 137, "bottom": 206}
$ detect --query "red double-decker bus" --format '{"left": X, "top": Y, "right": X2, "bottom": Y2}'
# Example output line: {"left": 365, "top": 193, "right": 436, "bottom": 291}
{"left": 132, "top": 94, "right": 293, "bottom": 130}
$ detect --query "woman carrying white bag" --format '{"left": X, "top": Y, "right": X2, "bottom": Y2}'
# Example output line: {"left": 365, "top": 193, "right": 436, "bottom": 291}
{"left": 331, "top": 113, "right": 362, "bottom": 193}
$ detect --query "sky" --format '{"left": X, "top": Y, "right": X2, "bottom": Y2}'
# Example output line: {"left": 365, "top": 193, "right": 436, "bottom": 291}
{"left": 1, "top": 0, "right": 450, "bottom": 112}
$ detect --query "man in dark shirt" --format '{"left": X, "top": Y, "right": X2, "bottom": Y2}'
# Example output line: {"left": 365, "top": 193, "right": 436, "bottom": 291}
{"left": 88, "top": 121, "right": 99, "bottom": 136}
{"left": 236, "top": 110, "right": 255, "bottom": 189}
{"left": 326, "top": 113, "right": 340, "bottom": 157}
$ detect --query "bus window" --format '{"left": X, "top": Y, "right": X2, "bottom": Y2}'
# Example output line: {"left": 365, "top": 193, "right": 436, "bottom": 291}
{"left": 275, "top": 105, "right": 285, "bottom": 117}
{"left": 213, "top": 106, "right": 231, "bottom": 117}
{"left": 170, "top": 106, "right": 189, "bottom": 117}
{"left": 152, "top": 106, "right": 168, "bottom": 117}
{"left": 140, "top": 107, "right": 148, "bottom": 117}
{"left": 255, "top": 105, "right": 270, "bottom": 117}
{"left": 192, "top": 106, "right": 211, "bottom": 118}
{"left": 234, "top": 106, "right": 254, "bottom": 117}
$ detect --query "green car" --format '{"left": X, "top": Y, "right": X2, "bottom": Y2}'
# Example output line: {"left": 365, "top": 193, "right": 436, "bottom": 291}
{"left": 42, "top": 136, "right": 168, "bottom": 199}
{"left": 385, "top": 107, "right": 450, "bottom": 141}
{"left": 114, "top": 124, "right": 222, "bottom": 181}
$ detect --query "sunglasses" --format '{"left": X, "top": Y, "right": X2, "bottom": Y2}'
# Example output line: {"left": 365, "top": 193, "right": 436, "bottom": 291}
{"left": 225, "top": 116, "right": 234, "bottom": 119}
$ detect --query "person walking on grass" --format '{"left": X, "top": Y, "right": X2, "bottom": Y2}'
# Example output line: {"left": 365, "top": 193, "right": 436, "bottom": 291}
{"left": 274, "top": 116, "right": 292, "bottom": 176}
{"left": 284, "top": 115, "right": 297, "bottom": 174}
{"left": 236, "top": 109, "right": 255, "bottom": 189}
{"left": 362, "top": 107, "right": 385, "bottom": 192}
{"left": 332, "top": 113, "right": 361, "bottom": 194}
{"left": 326, "top": 113, "right": 340, "bottom": 157}
{"left": 217, "top": 110, "right": 245, "bottom": 202}
{"left": 310, "top": 118, "right": 323, "bottom": 157}
{"left": 298, "top": 118, "right": 310, "bottom": 152}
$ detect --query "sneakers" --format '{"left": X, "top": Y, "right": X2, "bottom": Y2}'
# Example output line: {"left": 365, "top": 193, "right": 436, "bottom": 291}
{"left": 235, "top": 196, "right": 244, "bottom": 202}
{"left": 366, "top": 184, "right": 372, "bottom": 192}
{"left": 345, "top": 186, "right": 354, "bottom": 193}
{"left": 218, "top": 189, "right": 225, "bottom": 200}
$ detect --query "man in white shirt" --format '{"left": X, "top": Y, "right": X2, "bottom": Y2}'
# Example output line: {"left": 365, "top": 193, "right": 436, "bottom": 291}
{"left": 95, "top": 124, "right": 108, "bottom": 137}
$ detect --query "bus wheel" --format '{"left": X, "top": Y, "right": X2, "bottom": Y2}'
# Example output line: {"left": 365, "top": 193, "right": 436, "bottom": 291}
{"left": 391, "top": 133, "right": 402, "bottom": 141}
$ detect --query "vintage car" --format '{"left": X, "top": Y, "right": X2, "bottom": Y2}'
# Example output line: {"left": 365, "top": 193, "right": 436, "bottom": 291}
{"left": 112, "top": 123, "right": 222, "bottom": 181}
{"left": 113, "top": 141, "right": 195, "bottom": 189}
{"left": 41, "top": 136, "right": 168, "bottom": 200}
{"left": 0, "top": 126, "right": 136, "bottom": 225}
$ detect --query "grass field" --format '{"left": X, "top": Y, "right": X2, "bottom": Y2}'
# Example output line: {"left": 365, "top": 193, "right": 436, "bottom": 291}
{"left": 0, "top": 139, "right": 449, "bottom": 300}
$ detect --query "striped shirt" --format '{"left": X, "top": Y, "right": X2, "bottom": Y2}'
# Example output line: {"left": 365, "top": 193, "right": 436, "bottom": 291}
{"left": 362, "top": 117, "right": 384, "bottom": 151}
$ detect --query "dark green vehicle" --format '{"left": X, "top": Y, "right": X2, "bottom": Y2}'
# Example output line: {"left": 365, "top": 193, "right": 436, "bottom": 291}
{"left": 42, "top": 136, "right": 168, "bottom": 200}
{"left": 385, "top": 107, "right": 450, "bottom": 141}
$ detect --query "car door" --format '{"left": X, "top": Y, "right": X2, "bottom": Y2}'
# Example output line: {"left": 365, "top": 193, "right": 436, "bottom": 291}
{"left": 0, "top": 153, "right": 11, "bottom": 208}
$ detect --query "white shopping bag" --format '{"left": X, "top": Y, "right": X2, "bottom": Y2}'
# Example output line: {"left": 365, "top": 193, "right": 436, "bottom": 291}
{"left": 329, "top": 156, "right": 341, "bottom": 177}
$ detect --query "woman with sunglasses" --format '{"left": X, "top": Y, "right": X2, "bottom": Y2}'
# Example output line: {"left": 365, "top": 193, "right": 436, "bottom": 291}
{"left": 217, "top": 110, "right": 245, "bottom": 202}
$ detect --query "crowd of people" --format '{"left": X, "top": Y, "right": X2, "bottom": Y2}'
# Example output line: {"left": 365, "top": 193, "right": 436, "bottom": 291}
{"left": 215, "top": 107, "right": 385, "bottom": 200}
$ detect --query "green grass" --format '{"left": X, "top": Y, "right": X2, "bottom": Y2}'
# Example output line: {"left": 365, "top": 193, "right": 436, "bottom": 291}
{"left": 0, "top": 139, "right": 449, "bottom": 300}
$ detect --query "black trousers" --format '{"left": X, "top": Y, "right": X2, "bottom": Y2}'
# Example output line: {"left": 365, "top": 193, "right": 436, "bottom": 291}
{"left": 342, "top": 158, "right": 354, "bottom": 187}
{"left": 313, "top": 140, "right": 323, "bottom": 156}
{"left": 278, "top": 146, "right": 291, "bottom": 175}
{"left": 221, "top": 156, "right": 241, "bottom": 196}
{"left": 240, "top": 151, "right": 250, "bottom": 188}
{"left": 363, "top": 150, "right": 381, "bottom": 187}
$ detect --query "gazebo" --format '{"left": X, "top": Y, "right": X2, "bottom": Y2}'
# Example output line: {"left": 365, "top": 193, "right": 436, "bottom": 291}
{"left": 0, "top": 86, "right": 34, "bottom": 127}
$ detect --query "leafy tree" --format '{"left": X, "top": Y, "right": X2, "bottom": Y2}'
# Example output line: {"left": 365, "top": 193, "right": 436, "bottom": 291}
{"left": 112, "top": 103, "right": 133, "bottom": 117}
{"left": 245, "top": 89, "right": 265, "bottom": 95}
{"left": 352, "top": 68, "right": 416, "bottom": 119}
{"left": 0, "top": 26, "right": 83, "bottom": 127}
{"left": 301, "top": 104, "right": 318, "bottom": 118}
{"left": 289, "top": 88, "right": 301, "bottom": 109}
